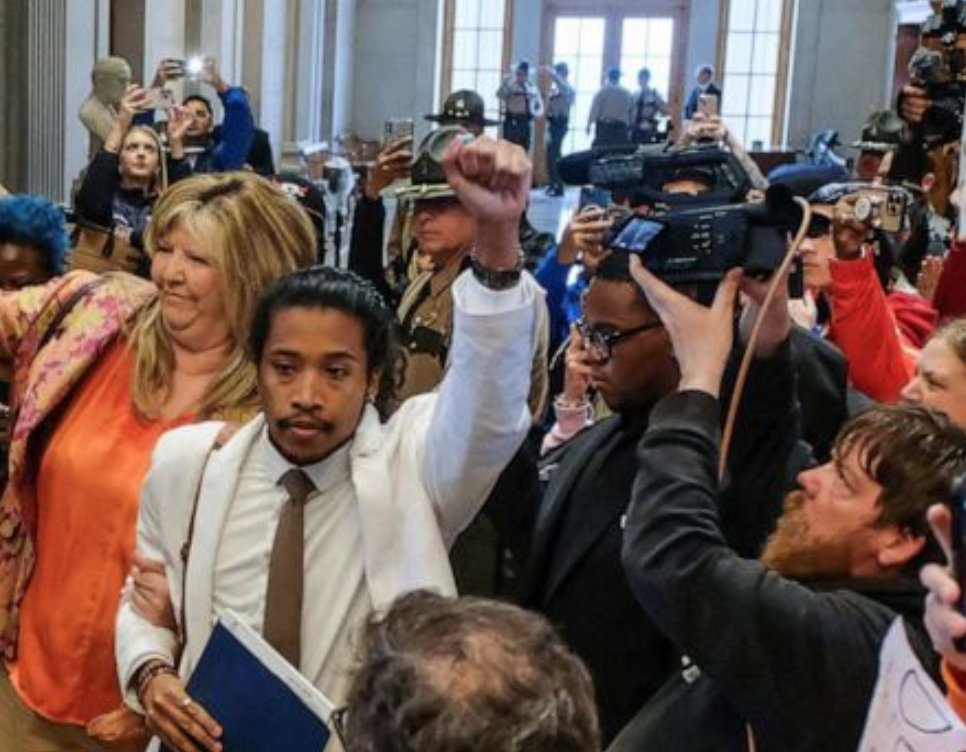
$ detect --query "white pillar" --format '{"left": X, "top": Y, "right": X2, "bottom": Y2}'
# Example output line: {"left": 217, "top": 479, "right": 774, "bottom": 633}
{"left": 261, "top": 0, "right": 290, "bottom": 159}
{"left": 25, "top": 0, "right": 66, "bottom": 199}
{"left": 331, "top": 0, "right": 356, "bottom": 139}
{"left": 294, "top": 0, "right": 326, "bottom": 143}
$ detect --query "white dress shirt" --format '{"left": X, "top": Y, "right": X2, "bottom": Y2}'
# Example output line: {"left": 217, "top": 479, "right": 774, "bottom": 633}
{"left": 211, "top": 428, "right": 371, "bottom": 706}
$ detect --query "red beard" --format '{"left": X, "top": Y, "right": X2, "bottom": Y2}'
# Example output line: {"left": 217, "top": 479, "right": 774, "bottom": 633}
{"left": 760, "top": 490, "right": 853, "bottom": 579}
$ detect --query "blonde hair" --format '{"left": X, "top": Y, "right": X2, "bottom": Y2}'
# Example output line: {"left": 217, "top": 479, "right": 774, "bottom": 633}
{"left": 131, "top": 171, "right": 317, "bottom": 419}
{"left": 935, "top": 318, "right": 966, "bottom": 367}
{"left": 121, "top": 126, "right": 166, "bottom": 196}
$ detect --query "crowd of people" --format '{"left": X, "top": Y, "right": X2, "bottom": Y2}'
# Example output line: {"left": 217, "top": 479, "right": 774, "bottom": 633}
{"left": 1, "top": 31, "right": 966, "bottom": 752}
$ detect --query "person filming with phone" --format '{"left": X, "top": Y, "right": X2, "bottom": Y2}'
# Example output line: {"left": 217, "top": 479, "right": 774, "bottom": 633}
{"left": 74, "top": 84, "right": 194, "bottom": 277}
{"left": 149, "top": 56, "right": 254, "bottom": 174}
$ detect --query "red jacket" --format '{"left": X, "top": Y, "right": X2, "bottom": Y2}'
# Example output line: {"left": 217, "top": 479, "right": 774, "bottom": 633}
{"left": 934, "top": 240, "right": 966, "bottom": 320}
{"left": 827, "top": 254, "right": 935, "bottom": 403}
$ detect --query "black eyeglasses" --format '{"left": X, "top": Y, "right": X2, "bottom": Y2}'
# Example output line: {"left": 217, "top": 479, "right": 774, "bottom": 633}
{"left": 575, "top": 316, "right": 663, "bottom": 363}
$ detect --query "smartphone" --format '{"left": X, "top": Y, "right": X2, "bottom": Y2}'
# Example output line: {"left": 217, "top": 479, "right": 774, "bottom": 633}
{"left": 383, "top": 118, "right": 414, "bottom": 145}
{"left": 143, "top": 87, "right": 177, "bottom": 110}
{"left": 852, "top": 187, "right": 908, "bottom": 234}
{"left": 950, "top": 473, "right": 966, "bottom": 650}
{"left": 697, "top": 93, "right": 719, "bottom": 118}
{"left": 578, "top": 185, "right": 612, "bottom": 211}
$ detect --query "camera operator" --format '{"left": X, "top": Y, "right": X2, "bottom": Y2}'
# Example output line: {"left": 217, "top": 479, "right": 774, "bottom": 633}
{"left": 676, "top": 113, "right": 768, "bottom": 191}
{"left": 901, "top": 82, "right": 966, "bottom": 320}
{"left": 509, "top": 234, "right": 812, "bottom": 742}
{"left": 611, "top": 255, "right": 966, "bottom": 752}
{"left": 794, "top": 181, "right": 937, "bottom": 403}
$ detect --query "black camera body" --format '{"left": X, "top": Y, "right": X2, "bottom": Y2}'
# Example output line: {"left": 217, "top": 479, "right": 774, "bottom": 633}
{"left": 562, "top": 145, "right": 800, "bottom": 291}
{"left": 911, "top": 1, "right": 966, "bottom": 143}
{"left": 585, "top": 144, "right": 751, "bottom": 206}
{"left": 604, "top": 192, "right": 797, "bottom": 289}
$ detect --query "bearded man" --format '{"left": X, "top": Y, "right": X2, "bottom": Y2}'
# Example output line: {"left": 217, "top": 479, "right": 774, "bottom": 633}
{"left": 608, "top": 261, "right": 966, "bottom": 752}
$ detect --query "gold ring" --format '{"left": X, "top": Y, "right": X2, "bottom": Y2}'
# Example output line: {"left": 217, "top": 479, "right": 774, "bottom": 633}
{"left": 180, "top": 696, "right": 194, "bottom": 710}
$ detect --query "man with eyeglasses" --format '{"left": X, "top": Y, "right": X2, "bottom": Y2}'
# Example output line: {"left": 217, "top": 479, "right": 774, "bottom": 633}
{"left": 510, "top": 248, "right": 794, "bottom": 744}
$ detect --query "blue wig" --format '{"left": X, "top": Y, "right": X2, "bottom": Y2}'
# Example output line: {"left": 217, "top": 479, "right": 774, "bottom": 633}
{"left": 0, "top": 194, "right": 69, "bottom": 274}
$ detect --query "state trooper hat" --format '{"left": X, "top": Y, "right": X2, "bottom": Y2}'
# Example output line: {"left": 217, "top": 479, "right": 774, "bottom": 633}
{"left": 851, "top": 110, "right": 908, "bottom": 153}
{"left": 393, "top": 126, "right": 470, "bottom": 200}
{"left": 424, "top": 89, "right": 499, "bottom": 128}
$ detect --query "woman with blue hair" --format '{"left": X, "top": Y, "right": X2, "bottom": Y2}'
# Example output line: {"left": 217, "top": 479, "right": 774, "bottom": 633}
{"left": 0, "top": 194, "right": 66, "bottom": 290}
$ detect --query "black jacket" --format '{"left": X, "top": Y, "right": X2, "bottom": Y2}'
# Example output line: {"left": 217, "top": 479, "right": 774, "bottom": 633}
{"left": 514, "top": 346, "right": 794, "bottom": 743}
{"left": 74, "top": 150, "right": 191, "bottom": 252}
{"left": 615, "top": 389, "right": 937, "bottom": 751}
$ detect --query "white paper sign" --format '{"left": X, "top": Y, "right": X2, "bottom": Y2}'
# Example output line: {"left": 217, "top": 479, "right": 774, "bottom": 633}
{"left": 858, "top": 618, "right": 966, "bottom": 752}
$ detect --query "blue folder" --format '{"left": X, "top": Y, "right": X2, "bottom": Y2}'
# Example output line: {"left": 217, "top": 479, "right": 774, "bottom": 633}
{"left": 162, "top": 610, "right": 333, "bottom": 752}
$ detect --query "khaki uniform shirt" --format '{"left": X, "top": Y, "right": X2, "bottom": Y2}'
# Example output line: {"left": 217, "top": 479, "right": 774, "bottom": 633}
{"left": 396, "top": 258, "right": 549, "bottom": 421}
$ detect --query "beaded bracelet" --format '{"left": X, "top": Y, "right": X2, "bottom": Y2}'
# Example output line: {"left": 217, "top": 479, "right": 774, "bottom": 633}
{"left": 135, "top": 660, "right": 178, "bottom": 706}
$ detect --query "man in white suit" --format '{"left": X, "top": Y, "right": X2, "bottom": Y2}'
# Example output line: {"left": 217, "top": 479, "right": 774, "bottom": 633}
{"left": 115, "top": 135, "right": 541, "bottom": 752}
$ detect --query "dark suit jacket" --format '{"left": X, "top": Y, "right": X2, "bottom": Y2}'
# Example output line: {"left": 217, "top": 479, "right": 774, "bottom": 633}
{"left": 509, "top": 342, "right": 805, "bottom": 744}
{"left": 516, "top": 414, "right": 677, "bottom": 744}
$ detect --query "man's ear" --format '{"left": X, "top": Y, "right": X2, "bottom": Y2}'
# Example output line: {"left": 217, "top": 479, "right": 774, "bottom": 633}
{"left": 876, "top": 527, "right": 926, "bottom": 570}
{"left": 367, "top": 371, "right": 380, "bottom": 402}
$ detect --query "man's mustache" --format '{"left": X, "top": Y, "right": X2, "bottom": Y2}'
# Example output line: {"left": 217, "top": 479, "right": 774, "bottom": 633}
{"left": 276, "top": 414, "right": 335, "bottom": 433}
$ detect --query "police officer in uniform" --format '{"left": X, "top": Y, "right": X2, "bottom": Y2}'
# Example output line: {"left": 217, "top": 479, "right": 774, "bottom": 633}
{"left": 544, "top": 62, "right": 576, "bottom": 197}
{"left": 390, "top": 127, "right": 549, "bottom": 596}
{"left": 497, "top": 61, "right": 544, "bottom": 152}
{"left": 392, "top": 126, "right": 549, "bottom": 414}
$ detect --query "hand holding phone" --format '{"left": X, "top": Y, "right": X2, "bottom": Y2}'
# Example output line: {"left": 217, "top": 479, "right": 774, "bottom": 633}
{"left": 578, "top": 185, "right": 612, "bottom": 212}
{"left": 383, "top": 118, "right": 414, "bottom": 146}
{"left": 142, "top": 87, "right": 177, "bottom": 111}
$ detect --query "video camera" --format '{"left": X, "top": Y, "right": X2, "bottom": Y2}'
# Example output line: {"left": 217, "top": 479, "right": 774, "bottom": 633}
{"left": 561, "top": 143, "right": 751, "bottom": 207}
{"left": 560, "top": 144, "right": 800, "bottom": 289}
{"left": 603, "top": 188, "right": 802, "bottom": 292}
{"left": 909, "top": 0, "right": 966, "bottom": 144}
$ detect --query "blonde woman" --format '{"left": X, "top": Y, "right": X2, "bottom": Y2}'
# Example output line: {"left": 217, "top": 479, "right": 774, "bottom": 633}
{"left": 0, "top": 171, "right": 316, "bottom": 750}
{"left": 75, "top": 85, "right": 194, "bottom": 275}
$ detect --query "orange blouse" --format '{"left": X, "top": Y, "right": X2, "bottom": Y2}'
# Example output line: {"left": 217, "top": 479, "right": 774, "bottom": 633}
{"left": 8, "top": 339, "right": 193, "bottom": 724}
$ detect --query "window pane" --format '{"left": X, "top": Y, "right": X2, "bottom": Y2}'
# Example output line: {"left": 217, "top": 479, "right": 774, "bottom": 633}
{"left": 649, "top": 19, "right": 673, "bottom": 58}
{"left": 622, "top": 19, "right": 648, "bottom": 57}
{"left": 722, "top": 75, "right": 749, "bottom": 116}
{"left": 746, "top": 116, "right": 773, "bottom": 147}
{"left": 478, "top": 30, "right": 502, "bottom": 69}
{"left": 478, "top": 0, "right": 505, "bottom": 29}
{"left": 581, "top": 17, "right": 605, "bottom": 52}
{"left": 649, "top": 59, "right": 671, "bottom": 95}
{"left": 453, "top": 30, "right": 478, "bottom": 70}
{"left": 555, "top": 18, "right": 580, "bottom": 55}
{"left": 748, "top": 74, "right": 775, "bottom": 116}
{"left": 751, "top": 32, "right": 779, "bottom": 74}
{"left": 729, "top": 0, "right": 757, "bottom": 32}
{"left": 454, "top": 0, "right": 478, "bottom": 29}
{"left": 477, "top": 71, "right": 501, "bottom": 103}
{"left": 725, "top": 32, "right": 753, "bottom": 74}
{"left": 757, "top": 0, "right": 784, "bottom": 33}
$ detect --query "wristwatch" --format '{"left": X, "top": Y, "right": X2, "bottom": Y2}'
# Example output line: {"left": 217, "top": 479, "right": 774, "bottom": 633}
{"left": 470, "top": 251, "right": 523, "bottom": 290}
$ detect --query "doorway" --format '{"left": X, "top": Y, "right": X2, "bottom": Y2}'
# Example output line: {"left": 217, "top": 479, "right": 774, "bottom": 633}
{"left": 541, "top": 1, "right": 690, "bottom": 154}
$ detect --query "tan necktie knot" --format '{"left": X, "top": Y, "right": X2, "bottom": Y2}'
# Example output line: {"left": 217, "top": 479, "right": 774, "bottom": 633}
{"left": 278, "top": 467, "right": 315, "bottom": 505}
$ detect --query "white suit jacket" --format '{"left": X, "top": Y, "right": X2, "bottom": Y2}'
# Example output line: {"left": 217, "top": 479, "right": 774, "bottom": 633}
{"left": 115, "top": 272, "right": 542, "bottom": 707}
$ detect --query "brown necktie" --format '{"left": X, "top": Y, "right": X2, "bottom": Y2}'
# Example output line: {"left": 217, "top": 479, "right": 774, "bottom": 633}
{"left": 263, "top": 467, "right": 316, "bottom": 667}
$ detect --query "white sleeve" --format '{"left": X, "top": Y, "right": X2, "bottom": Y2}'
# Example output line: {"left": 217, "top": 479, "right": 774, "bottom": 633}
{"left": 421, "top": 270, "right": 542, "bottom": 543}
{"left": 115, "top": 447, "right": 181, "bottom": 713}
